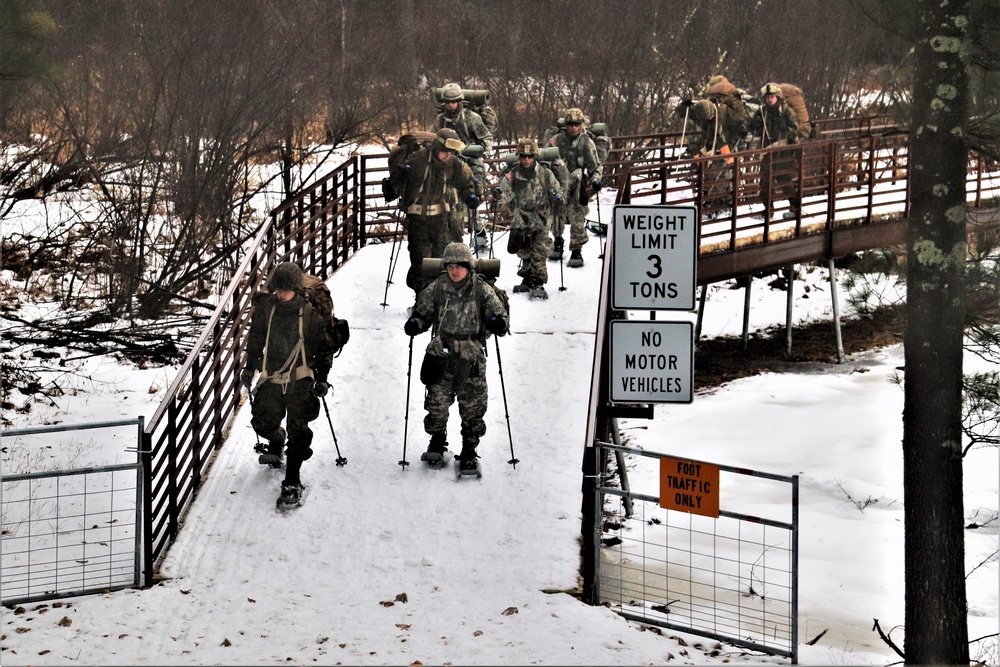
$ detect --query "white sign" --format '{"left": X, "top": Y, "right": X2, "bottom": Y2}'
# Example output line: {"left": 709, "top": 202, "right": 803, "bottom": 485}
{"left": 612, "top": 205, "right": 697, "bottom": 311}
{"left": 610, "top": 321, "right": 693, "bottom": 404}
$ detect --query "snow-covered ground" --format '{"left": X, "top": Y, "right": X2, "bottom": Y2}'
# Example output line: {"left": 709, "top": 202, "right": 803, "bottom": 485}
{"left": 2, "top": 191, "right": 997, "bottom": 666}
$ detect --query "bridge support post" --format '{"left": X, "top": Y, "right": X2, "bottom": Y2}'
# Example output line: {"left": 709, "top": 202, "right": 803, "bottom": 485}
{"left": 785, "top": 266, "right": 795, "bottom": 355}
{"left": 741, "top": 276, "right": 752, "bottom": 350}
{"left": 828, "top": 259, "right": 845, "bottom": 363}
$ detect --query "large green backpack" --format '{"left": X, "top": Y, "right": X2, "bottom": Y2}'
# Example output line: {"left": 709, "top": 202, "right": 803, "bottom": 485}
{"left": 301, "top": 274, "right": 350, "bottom": 357}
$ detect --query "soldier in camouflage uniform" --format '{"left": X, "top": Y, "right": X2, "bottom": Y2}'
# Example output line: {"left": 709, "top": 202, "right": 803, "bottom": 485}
{"left": 499, "top": 138, "right": 564, "bottom": 300}
{"left": 241, "top": 262, "right": 334, "bottom": 506}
{"left": 748, "top": 83, "right": 802, "bottom": 219}
{"left": 399, "top": 128, "right": 478, "bottom": 295}
{"left": 546, "top": 108, "right": 603, "bottom": 268}
{"left": 404, "top": 243, "right": 509, "bottom": 471}
{"left": 432, "top": 83, "right": 493, "bottom": 250}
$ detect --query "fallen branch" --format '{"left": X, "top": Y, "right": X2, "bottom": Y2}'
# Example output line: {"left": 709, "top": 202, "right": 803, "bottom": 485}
{"left": 872, "top": 618, "right": 905, "bottom": 659}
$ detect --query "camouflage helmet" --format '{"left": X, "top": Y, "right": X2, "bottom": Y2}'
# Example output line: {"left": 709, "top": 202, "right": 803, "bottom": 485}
{"left": 269, "top": 262, "right": 303, "bottom": 291}
{"left": 440, "top": 82, "right": 464, "bottom": 102}
{"left": 760, "top": 82, "right": 783, "bottom": 98}
{"left": 564, "top": 108, "right": 586, "bottom": 124}
{"left": 441, "top": 242, "right": 475, "bottom": 268}
{"left": 432, "top": 127, "right": 465, "bottom": 154}
{"left": 516, "top": 138, "right": 539, "bottom": 156}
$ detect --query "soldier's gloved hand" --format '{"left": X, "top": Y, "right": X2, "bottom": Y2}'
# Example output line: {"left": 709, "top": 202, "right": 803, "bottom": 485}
{"left": 485, "top": 315, "right": 507, "bottom": 335}
{"left": 240, "top": 368, "right": 254, "bottom": 389}
{"left": 591, "top": 180, "right": 602, "bottom": 192}
{"left": 313, "top": 381, "right": 329, "bottom": 398}
{"left": 466, "top": 193, "right": 478, "bottom": 208}
{"left": 404, "top": 317, "right": 422, "bottom": 337}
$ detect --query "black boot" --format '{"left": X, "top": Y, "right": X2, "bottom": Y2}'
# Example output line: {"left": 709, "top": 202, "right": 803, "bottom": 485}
{"left": 258, "top": 427, "right": 285, "bottom": 468}
{"left": 458, "top": 443, "right": 479, "bottom": 472}
{"left": 548, "top": 236, "right": 564, "bottom": 261}
{"left": 512, "top": 276, "right": 531, "bottom": 293}
{"left": 427, "top": 432, "right": 448, "bottom": 454}
{"left": 566, "top": 249, "right": 584, "bottom": 268}
{"left": 420, "top": 432, "right": 449, "bottom": 465}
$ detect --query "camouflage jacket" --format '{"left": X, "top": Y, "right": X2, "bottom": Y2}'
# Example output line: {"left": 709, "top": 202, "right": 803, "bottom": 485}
{"left": 749, "top": 102, "right": 800, "bottom": 147}
{"left": 499, "top": 163, "right": 563, "bottom": 231}
{"left": 245, "top": 292, "right": 333, "bottom": 383}
{"left": 400, "top": 146, "right": 476, "bottom": 215}
{"left": 411, "top": 272, "right": 507, "bottom": 348}
{"left": 547, "top": 129, "right": 603, "bottom": 185}
{"left": 432, "top": 107, "right": 494, "bottom": 154}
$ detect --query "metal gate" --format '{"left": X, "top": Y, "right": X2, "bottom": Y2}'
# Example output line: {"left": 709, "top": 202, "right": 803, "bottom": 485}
{"left": 1, "top": 418, "right": 144, "bottom": 605}
{"left": 595, "top": 442, "right": 799, "bottom": 662}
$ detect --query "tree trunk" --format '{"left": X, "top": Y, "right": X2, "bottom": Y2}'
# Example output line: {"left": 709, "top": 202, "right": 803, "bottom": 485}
{"left": 903, "top": 1, "right": 971, "bottom": 664}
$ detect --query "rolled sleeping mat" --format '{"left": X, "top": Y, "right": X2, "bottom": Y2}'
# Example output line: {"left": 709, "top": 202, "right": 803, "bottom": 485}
{"left": 422, "top": 257, "right": 501, "bottom": 279}
{"left": 461, "top": 144, "right": 485, "bottom": 159}
{"left": 502, "top": 145, "right": 561, "bottom": 165}
{"left": 433, "top": 88, "right": 490, "bottom": 106}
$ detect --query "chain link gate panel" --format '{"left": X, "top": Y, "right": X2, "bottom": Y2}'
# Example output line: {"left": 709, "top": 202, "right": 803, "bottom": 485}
{"left": 596, "top": 442, "right": 798, "bottom": 662}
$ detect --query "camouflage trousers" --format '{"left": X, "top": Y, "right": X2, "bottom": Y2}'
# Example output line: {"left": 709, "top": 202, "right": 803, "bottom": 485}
{"left": 406, "top": 214, "right": 450, "bottom": 294}
{"left": 251, "top": 378, "right": 319, "bottom": 483}
{"left": 423, "top": 362, "right": 488, "bottom": 449}
{"left": 563, "top": 191, "right": 591, "bottom": 252}
{"left": 513, "top": 228, "right": 553, "bottom": 285}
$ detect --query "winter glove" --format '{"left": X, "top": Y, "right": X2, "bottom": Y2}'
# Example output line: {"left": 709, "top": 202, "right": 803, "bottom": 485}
{"left": 485, "top": 315, "right": 507, "bottom": 335}
{"left": 591, "top": 180, "right": 602, "bottom": 192}
{"left": 404, "top": 317, "right": 422, "bottom": 337}
{"left": 313, "top": 381, "right": 329, "bottom": 398}
{"left": 240, "top": 368, "right": 254, "bottom": 389}
{"left": 466, "top": 193, "right": 479, "bottom": 208}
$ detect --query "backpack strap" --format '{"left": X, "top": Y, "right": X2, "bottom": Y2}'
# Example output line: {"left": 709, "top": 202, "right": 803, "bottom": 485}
{"left": 256, "top": 298, "right": 314, "bottom": 394}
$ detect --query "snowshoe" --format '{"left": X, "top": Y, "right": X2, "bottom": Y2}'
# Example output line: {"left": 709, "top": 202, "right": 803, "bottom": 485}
{"left": 512, "top": 277, "right": 531, "bottom": 294}
{"left": 781, "top": 209, "right": 800, "bottom": 220}
{"left": 276, "top": 482, "right": 305, "bottom": 510}
{"left": 586, "top": 221, "right": 608, "bottom": 236}
{"left": 420, "top": 450, "right": 452, "bottom": 468}
{"left": 455, "top": 450, "right": 482, "bottom": 479}
{"left": 566, "top": 250, "right": 584, "bottom": 268}
{"left": 529, "top": 284, "right": 549, "bottom": 300}
{"left": 257, "top": 451, "right": 284, "bottom": 469}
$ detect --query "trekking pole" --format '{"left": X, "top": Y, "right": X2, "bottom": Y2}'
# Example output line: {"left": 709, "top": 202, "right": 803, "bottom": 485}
{"left": 381, "top": 217, "right": 402, "bottom": 309}
{"left": 321, "top": 396, "right": 347, "bottom": 466}
{"left": 493, "top": 336, "right": 518, "bottom": 469}
{"left": 247, "top": 389, "right": 264, "bottom": 453}
{"left": 558, "top": 248, "right": 566, "bottom": 292}
{"left": 399, "top": 336, "right": 414, "bottom": 469}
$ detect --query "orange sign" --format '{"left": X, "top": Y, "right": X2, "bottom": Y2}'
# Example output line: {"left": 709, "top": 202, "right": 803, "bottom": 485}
{"left": 659, "top": 456, "right": 720, "bottom": 518}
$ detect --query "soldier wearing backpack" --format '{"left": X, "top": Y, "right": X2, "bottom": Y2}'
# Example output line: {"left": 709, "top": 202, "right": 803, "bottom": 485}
{"left": 432, "top": 83, "right": 494, "bottom": 250}
{"left": 546, "top": 108, "right": 603, "bottom": 268}
{"left": 404, "top": 243, "right": 508, "bottom": 475}
{"left": 499, "top": 138, "right": 564, "bottom": 300}
{"left": 398, "top": 128, "right": 478, "bottom": 295}
{"left": 241, "top": 262, "right": 336, "bottom": 508}
{"left": 748, "top": 82, "right": 803, "bottom": 220}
